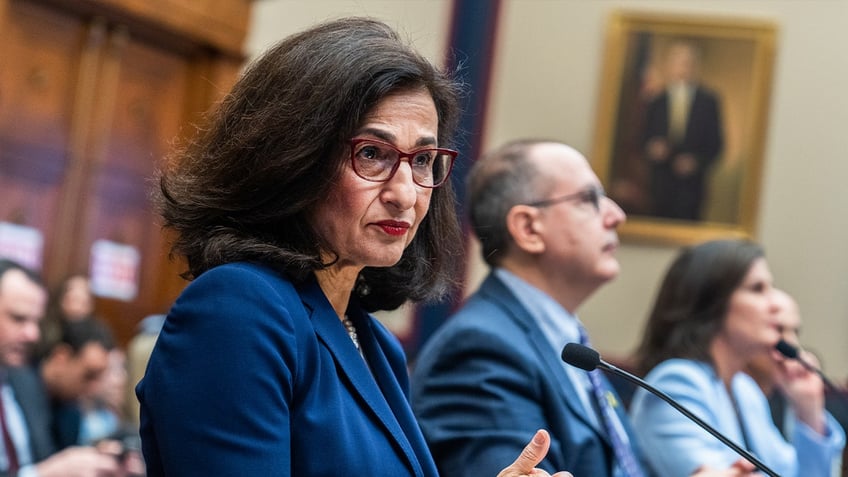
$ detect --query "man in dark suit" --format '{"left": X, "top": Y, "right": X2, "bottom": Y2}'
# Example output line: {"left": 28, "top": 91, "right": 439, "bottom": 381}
{"left": 38, "top": 319, "right": 115, "bottom": 449}
{"left": 0, "top": 259, "right": 121, "bottom": 477}
{"left": 410, "top": 141, "right": 753, "bottom": 477}
{"left": 642, "top": 41, "right": 724, "bottom": 221}
{"left": 412, "top": 140, "right": 634, "bottom": 477}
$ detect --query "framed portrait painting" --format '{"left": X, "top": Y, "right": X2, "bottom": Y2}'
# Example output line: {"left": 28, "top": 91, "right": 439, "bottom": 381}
{"left": 591, "top": 11, "right": 778, "bottom": 245}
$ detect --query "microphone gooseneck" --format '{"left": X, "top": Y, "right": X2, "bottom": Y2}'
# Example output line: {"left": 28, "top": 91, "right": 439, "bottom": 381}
{"left": 561, "top": 343, "right": 781, "bottom": 477}
{"left": 774, "top": 339, "right": 839, "bottom": 391}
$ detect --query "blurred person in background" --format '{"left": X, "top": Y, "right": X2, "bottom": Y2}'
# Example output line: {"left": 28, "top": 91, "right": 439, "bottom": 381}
{"left": 0, "top": 259, "right": 129, "bottom": 477}
{"left": 124, "top": 314, "right": 165, "bottom": 428}
{"left": 746, "top": 290, "right": 848, "bottom": 476}
{"left": 79, "top": 349, "right": 128, "bottom": 445}
{"left": 631, "top": 239, "right": 844, "bottom": 477}
{"left": 36, "top": 274, "right": 97, "bottom": 359}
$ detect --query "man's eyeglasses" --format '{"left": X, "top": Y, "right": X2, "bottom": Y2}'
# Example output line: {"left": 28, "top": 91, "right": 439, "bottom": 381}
{"left": 349, "top": 138, "right": 458, "bottom": 188}
{"left": 525, "top": 186, "right": 606, "bottom": 212}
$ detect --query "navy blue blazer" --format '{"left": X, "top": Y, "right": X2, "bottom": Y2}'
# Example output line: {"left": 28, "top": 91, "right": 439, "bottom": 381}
{"left": 411, "top": 273, "right": 642, "bottom": 477}
{"left": 137, "top": 262, "right": 437, "bottom": 476}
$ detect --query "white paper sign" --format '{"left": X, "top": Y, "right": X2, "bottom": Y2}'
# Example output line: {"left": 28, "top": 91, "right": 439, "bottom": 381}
{"left": 0, "top": 222, "right": 44, "bottom": 270}
{"left": 89, "top": 239, "right": 140, "bottom": 301}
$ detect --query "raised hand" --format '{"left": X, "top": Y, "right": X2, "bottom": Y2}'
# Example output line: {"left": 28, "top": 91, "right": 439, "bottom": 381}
{"left": 496, "top": 429, "right": 573, "bottom": 477}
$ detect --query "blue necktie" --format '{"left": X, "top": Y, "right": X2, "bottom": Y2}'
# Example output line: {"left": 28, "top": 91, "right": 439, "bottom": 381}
{"left": 578, "top": 326, "right": 645, "bottom": 477}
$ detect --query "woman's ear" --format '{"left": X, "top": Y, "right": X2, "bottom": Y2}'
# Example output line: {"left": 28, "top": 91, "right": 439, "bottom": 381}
{"left": 506, "top": 205, "right": 546, "bottom": 254}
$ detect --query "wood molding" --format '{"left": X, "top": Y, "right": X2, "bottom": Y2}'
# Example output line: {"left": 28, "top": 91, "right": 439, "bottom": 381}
{"left": 26, "top": 0, "right": 252, "bottom": 57}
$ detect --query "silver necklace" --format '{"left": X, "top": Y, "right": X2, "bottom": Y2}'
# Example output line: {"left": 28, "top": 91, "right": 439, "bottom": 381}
{"left": 342, "top": 315, "right": 360, "bottom": 350}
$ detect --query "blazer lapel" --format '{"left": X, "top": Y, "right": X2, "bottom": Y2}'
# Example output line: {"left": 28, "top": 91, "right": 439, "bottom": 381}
{"left": 299, "top": 280, "right": 425, "bottom": 477}
{"left": 478, "top": 274, "right": 610, "bottom": 441}
{"left": 357, "top": 313, "right": 437, "bottom": 477}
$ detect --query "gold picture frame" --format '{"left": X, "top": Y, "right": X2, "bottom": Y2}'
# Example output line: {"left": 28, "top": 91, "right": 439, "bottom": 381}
{"left": 591, "top": 11, "right": 778, "bottom": 245}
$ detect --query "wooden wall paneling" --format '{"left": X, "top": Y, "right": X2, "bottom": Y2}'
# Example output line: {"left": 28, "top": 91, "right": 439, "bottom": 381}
{"left": 1, "top": 0, "right": 252, "bottom": 346}
{"left": 34, "top": 0, "right": 252, "bottom": 56}
{"left": 76, "top": 29, "right": 194, "bottom": 345}
{"left": 49, "top": 18, "right": 112, "bottom": 283}
{"left": 87, "top": 0, "right": 252, "bottom": 55}
{"left": 0, "top": 0, "right": 100, "bottom": 273}
{"left": 0, "top": 0, "right": 8, "bottom": 36}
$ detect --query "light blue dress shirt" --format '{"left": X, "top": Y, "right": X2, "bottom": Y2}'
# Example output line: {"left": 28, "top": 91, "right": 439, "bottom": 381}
{"left": 495, "top": 268, "right": 636, "bottom": 477}
{"left": 495, "top": 269, "right": 597, "bottom": 426}
{"left": 2, "top": 382, "right": 37, "bottom": 477}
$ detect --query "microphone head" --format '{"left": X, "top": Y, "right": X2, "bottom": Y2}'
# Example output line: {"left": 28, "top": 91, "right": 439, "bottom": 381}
{"left": 775, "top": 339, "right": 799, "bottom": 359}
{"left": 561, "top": 343, "right": 601, "bottom": 371}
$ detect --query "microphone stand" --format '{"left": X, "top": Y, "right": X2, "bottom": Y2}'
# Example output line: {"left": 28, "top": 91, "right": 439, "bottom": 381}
{"left": 597, "top": 360, "right": 781, "bottom": 477}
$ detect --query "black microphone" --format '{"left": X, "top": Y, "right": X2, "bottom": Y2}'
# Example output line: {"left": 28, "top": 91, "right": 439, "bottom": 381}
{"left": 775, "top": 339, "right": 840, "bottom": 391}
{"left": 561, "top": 343, "right": 780, "bottom": 477}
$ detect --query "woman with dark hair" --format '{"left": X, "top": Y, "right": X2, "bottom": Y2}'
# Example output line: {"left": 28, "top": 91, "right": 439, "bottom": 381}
{"left": 630, "top": 239, "right": 844, "bottom": 477}
{"left": 136, "top": 17, "right": 570, "bottom": 477}
{"left": 36, "top": 274, "right": 97, "bottom": 359}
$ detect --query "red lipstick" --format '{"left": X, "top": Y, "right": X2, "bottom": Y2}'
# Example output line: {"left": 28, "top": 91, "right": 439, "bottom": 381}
{"left": 375, "top": 220, "right": 410, "bottom": 236}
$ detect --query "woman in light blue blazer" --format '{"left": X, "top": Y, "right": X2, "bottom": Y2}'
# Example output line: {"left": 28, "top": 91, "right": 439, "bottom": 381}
{"left": 136, "top": 17, "right": 569, "bottom": 477}
{"left": 630, "top": 239, "right": 844, "bottom": 477}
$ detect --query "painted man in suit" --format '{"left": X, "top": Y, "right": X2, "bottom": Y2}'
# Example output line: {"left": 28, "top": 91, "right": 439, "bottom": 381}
{"left": 411, "top": 140, "right": 755, "bottom": 477}
{"left": 642, "top": 41, "right": 724, "bottom": 221}
{"left": 0, "top": 259, "right": 122, "bottom": 477}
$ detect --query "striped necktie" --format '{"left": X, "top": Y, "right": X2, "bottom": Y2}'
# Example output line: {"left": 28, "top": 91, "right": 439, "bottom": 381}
{"left": 578, "top": 326, "right": 644, "bottom": 477}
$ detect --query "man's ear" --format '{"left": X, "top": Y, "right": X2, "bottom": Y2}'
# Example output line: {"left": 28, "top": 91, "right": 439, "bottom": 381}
{"left": 506, "top": 205, "right": 546, "bottom": 254}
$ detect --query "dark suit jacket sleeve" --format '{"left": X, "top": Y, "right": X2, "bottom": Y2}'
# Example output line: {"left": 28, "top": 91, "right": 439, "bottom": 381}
{"left": 642, "top": 92, "right": 669, "bottom": 146}
{"left": 687, "top": 87, "right": 723, "bottom": 165}
{"left": 412, "top": 316, "right": 558, "bottom": 477}
{"left": 641, "top": 87, "right": 724, "bottom": 162}
{"left": 137, "top": 264, "right": 301, "bottom": 476}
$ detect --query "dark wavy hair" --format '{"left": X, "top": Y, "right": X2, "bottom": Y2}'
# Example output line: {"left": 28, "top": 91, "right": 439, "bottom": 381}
{"left": 55, "top": 318, "right": 115, "bottom": 355}
{"left": 36, "top": 273, "right": 96, "bottom": 360}
{"left": 154, "top": 17, "right": 463, "bottom": 312}
{"left": 634, "top": 239, "right": 765, "bottom": 375}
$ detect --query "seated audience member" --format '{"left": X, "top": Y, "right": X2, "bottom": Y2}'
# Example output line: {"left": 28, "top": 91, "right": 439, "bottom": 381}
{"left": 38, "top": 319, "right": 115, "bottom": 449}
{"left": 745, "top": 288, "right": 805, "bottom": 434}
{"left": 125, "top": 314, "right": 165, "bottom": 428}
{"left": 35, "top": 274, "right": 98, "bottom": 359}
{"left": 79, "top": 348, "right": 128, "bottom": 445}
{"left": 0, "top": 259, "right": 124, "bottom": 476}
{"left": 746, "top": 291, "right": 848, "bottom": 476}
{"left": 411, "top": 139, "right": 748, "bottom": 477}
{"left": 630, "top": 239, "right": 845, "bottom": 477}
{"left": 82, "top": 347, "right": 145, "bottom": 476}
{"left": 35, "top": 275, "right": 136, "bottom": 455}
